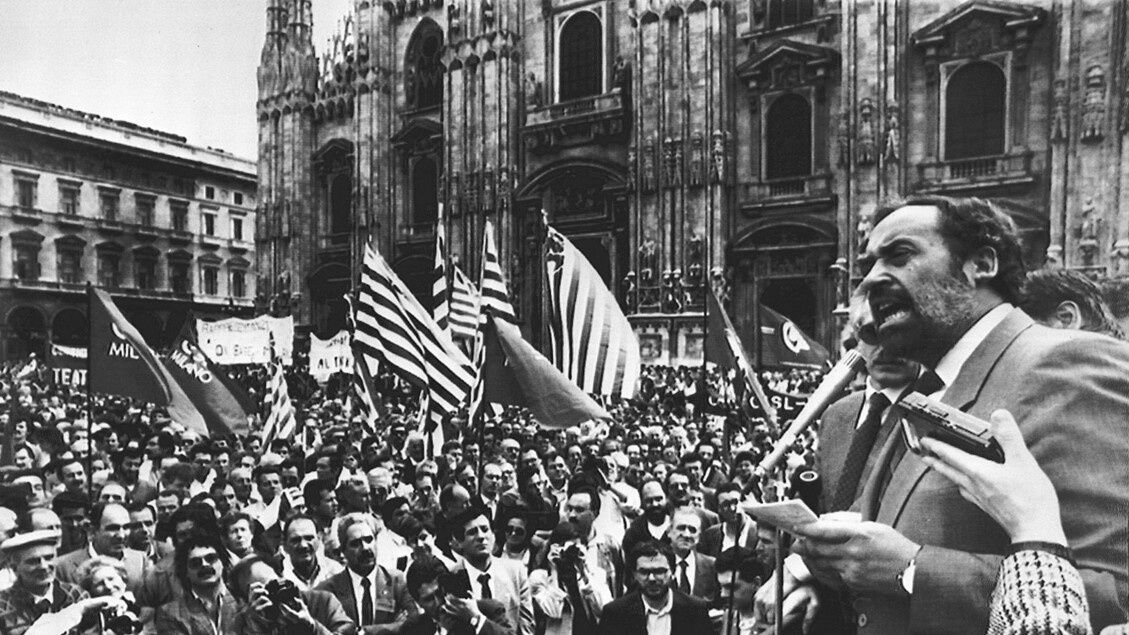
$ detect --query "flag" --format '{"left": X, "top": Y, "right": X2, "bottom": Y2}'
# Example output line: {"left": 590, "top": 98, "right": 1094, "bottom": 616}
{"left": 433, "top": 205, "right": 450, "bottom": 333}
{"left": 479, "top": 315, "right": 611, "bottom": 428}
{"left": 758, "top": 304, "right": 830, "bottom": 370}
{"left": 88, "top": 287, "right": 208, "bottom": 433}
{"left": 449, "top": 266, "right": 479, "bottom": 341}
{"left": 706, "top": 285, "right": 778, "bottom": 426}
{"left": 162, "top": 322, "right": 251, "bottom": 436}
{"left": 261, "top": 355, "right": 297, "bottom": 446}
{"left": 353, "top": 243, "right": 474, "bottom": 434}
{"left": 351, "top": 349, "right": 382, "bottom": 434}
{"left": 480, "top": 219, "right": 516, "bottom": 322}
{"left": 545, "top": 226, "right": 641, "bottom": 399}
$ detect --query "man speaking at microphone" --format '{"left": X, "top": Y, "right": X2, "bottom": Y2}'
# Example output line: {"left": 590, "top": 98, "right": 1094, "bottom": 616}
{"left": 783, "top": 196, "right": 1129, "bottom": 634}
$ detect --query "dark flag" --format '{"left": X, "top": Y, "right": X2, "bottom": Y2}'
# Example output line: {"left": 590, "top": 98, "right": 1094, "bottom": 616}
{"left": 162, "top": 324, "right": 251, "bottom": 436}
{"left": 88, "top": 287, "right": 207, "bottom": 433}
{"left": 758, "top": 304, "right": 830, "bottom": 370}
{"left": 479, "top": 314, "right": 610, "bottom": 428}
{"left": 705, "top": 285, "right": 778, "bottom": 426}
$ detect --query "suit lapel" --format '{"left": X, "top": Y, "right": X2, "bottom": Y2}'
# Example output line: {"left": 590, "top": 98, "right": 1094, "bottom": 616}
{"left": 336, "top": 573, "right": 358, "bottom": 622}
{"left": 868, "top": 308, "right": 1032, "bottom": 524}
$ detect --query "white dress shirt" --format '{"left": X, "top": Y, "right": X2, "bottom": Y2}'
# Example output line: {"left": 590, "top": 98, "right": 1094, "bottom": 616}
{"left": 674, "top": 552, "right": 697, "bottom": 593}
{"left": 643, "top": 591, "right": 674, "bottom": 635}
{"left": 347, "top": 566, "right": 378, "bottom": 624}
{"left": 465, "top": 558, "right": 498, "bottom": 599}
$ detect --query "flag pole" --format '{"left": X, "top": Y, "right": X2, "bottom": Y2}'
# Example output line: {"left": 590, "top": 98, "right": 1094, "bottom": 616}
{"left": 84, "top": 282, "right": 94, "bottom": 502}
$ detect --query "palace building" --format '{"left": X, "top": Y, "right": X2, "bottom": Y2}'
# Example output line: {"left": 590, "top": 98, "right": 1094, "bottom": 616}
{"left": 257, "top": 0, "right": 1129, "bottom": 364}
{"left": 0, "top": 91, "right": 257, "bottom": 360}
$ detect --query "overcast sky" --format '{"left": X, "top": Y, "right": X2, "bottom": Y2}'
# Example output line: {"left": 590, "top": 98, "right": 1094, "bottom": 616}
{"left": 0, "top": 0, "right": 351, "bottom": 160}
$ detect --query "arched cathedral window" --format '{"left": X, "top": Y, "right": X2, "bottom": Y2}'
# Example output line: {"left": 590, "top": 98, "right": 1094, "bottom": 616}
{"left": 765, "top": 93, "right": 812, "bottom": 179}
{"left": 558, "top": 11, "right": 603, "bottom": 102}
{"left": 945, "top": 61, "right": 1006, "bottom": 160}
{"left": 405, "top": 20, "right": 444, "bottom": 111}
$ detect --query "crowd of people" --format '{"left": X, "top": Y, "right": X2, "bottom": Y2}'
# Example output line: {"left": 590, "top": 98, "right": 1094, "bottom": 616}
{"left": 0, "top": 195, "right": 1126, "bottom": 635}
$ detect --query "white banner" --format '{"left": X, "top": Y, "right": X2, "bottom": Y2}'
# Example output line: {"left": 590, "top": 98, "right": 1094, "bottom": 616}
{"left": 309, "top": 330, "right": 352, "bottom": 382}
{"left": 197, "top": 315, "right": 294, "bottom": 365}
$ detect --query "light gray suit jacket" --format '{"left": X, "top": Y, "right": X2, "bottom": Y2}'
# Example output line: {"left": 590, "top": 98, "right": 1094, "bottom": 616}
{"left": 454, "top": 557, "right": 533, "bottom": 635}
{"left": 852, "top": 309, "right": 1129, "bottom": 634}
{"left": 54, "top": 546, "right": 150, "bottom": 592}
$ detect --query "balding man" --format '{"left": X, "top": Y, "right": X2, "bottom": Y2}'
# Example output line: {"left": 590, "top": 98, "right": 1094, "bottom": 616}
{"left": 54, "top": 502, "right": 149, "bottom": 592}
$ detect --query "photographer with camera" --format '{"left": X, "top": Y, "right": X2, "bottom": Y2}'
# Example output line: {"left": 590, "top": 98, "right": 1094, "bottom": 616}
{"left": 230, "top": 554, "right": 355, "bottom": 635}
{"left": 529, "top": 522, "right": 611, "bottom": 635}
{"left": 401, "top": 555, "right": 513, "bottom": 635}
{"left": 154, "top": 535, "right": 235, "bottom": 635}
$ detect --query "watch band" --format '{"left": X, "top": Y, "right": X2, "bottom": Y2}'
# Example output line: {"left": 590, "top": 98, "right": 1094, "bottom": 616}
{"left": 1009, "top": 541, "right": 1076, "bottom": 567}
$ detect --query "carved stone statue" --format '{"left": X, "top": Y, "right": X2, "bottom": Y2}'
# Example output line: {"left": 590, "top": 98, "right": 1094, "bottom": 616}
{"left": 857, "top": 210, "right": 873, "bottom": 251}
{"left": 525, "top": 73, "right": 542, "bottom": 109}
{"left": 482, "top": 0, "right": 495, "bottom": 27}
{"left": 613, "top": 56, "right": 632, "bottom": 91}
{"left": 710, "top": 130, "right": 725, "bottom": 184}
{"left": 497, "top": 166, "right": 511, "bottom": 212}
{"left": 639, "top": 239, "right": 657, "bottom": 283}
{"left": 1082, "top": 65, "right": 1106, "bottom": 142}
{"left": 483, "top": 165, "right": 495, "bottom": 212}
{"left": 622, "top": 271, "right": 638, "bottom": 311}
{"left": 1114, "top": 239, "right": 1129, "bottom": 276}
{"left": 448, "top": 4, "right": 461, "bottom": 33}
{"left": 626, "top": 145, "right": 637, "bottom": 191}
{"left": 857, "top": 98, "right": 876, "bottom": 165}
{"left": 884, "top": 103, "right": 900, "bottom": 162}
{"left": 1080, "top": 198, "right": 1101, "bottom": 265}
{"left": 1051, "top": 79, "right": 1067, "bottom": 142}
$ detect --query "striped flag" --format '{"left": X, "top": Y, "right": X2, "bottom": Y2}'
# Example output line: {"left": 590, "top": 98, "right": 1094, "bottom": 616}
{"left": 261, "top": 356, "right": 297, "bottom": 446}
{"left": 469, "top": 221, "right": 512, "bottom": 422}
{"left": 343, "top": 293, "right": 381, "bottom": 434}
{"left": 480, "top": 219, "right": 516, "bottom": 322}
{"left": 449, "top": 266, "right": 479, "bottom": 341}
{"left": 546, "top": 226, "right": 641, "bottom": 400}
{"left": 353, "top": 242, "right": 474, "bottom": 435}
{"left": 433, "top": 205, "right": 450, "bottom": 333}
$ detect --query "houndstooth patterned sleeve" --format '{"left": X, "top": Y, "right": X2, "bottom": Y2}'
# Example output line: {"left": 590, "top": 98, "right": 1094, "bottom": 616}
{"left": 987, "top": 550, "right": 1092, "bottom": 635}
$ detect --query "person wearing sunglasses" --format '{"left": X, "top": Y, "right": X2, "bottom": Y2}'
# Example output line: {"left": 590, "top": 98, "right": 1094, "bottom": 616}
{"left": 155, "top": 534, "right": 238, "bottom": 635}
{"left": 495, "top": 514, "right": 541, "bottom": 571}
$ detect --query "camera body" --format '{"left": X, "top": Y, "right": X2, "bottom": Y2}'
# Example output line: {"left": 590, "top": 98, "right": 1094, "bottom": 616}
{"left": 100, "top": 606, "right": 142, "bottom": 635}
{"left": 263, "top": 578, "right": 302, "bottom": 620}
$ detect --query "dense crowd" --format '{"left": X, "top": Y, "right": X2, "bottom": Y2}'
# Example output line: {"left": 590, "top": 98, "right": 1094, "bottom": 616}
{"left": 0, "top": 348, "right": 826, "bottom": 635}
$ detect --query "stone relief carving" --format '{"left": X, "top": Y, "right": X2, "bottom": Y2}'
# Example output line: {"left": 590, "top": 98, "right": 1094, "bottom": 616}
{"left": 710, "top": 130, "right": 726, "bottom": 184}
{"left": 883, "top": 102, "right": 900, "bottom": 162}
{"left": 525, "top": 73, "right": 543, "bottom": 109}
{"left": 1079, "top": 198, "right": 1102, "bottom": 265}
{"left": 626, "top": 144, "right": 637, "bottom": 191}
{"left": 1051, "top": 78, "right": 1068, "bottom": 142}
{"left": 1082, "top": 65, "right": 1106, "bottom": 142}
{"left": 643, "top": 138, "right": 657, "bottom": 192}
{"left": 857, "top": 98, "right": 876, "bottom": 165}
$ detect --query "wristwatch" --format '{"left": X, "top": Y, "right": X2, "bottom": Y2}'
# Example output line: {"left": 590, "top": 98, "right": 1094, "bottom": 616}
{"left": 898, "top": 556, "right": 917, "bottom": 595}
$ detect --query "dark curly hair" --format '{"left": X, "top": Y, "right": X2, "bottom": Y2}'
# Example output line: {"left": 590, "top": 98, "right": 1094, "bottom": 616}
{"left": 873, "top": 196, "right": 1026, "bottom": 304}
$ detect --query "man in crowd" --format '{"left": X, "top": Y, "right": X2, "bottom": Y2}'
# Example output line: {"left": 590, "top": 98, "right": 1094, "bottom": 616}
{"left": 699, "top": 483, "right": 756, "bottom": 558}
{"left": 0, "top": 530, "right": 89, "bottom": 635}
{"left": 230, "top": 554, "right": 355, "bottom": 635}
{"left": 54, "top": 502, "right": 149, "bottom": 591}
{"left": 667, "top": 507, "right": 718, "bottom": 603}
{"left": 154, "top": 534, "right": 239, "bottom": 635}
{"left": 1019, "top": 268, "right": 1124, "bottom": 339}
{"left": 51, "top": 492, "right": 88, "bottom": 554}
{"left": 281, "top": 514, "right": 343, "bottom": 592}
{"left": 316, "top": 513, "right": 417, "bottom": 633}
{"left": 789, "top": 195, "right": 1129, "bottom": 633}
{"left": 402, "top": 555, "right": 513, "bottom": 635}
{"left": 597, "top": 540, "right": 713, "bottom": 635}
{"left": 221, "top": 511, "right": 256, "bottom": 562}
{"left": 622, "top": 480, "right": 671, "bottom": 560}
{"left": 445, "top": 507, "right": 532, "bottom": 635}
{"left": 564, "top": 486, "right": 623, "bottom": 599}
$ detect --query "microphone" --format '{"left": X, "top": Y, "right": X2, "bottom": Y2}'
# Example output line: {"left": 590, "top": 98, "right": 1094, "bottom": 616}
{"left": 757, "top": 350, "right": 866, "bottom": 475}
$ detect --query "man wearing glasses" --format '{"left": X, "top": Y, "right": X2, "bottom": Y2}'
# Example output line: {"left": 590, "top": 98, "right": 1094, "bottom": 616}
{"left": 155, "top": 535, "right": 238, "bottom": 635}
{"left": 597, "top": 540, "right": 713, "bottom": 635}
{"left": 698, "top": 483, "right": 756, "bottom": 559}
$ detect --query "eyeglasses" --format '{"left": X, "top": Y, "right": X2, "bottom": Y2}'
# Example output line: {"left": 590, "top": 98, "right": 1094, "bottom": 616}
{"left": 504, "top": 525, "right": 526, "bottom": 536}
{"left": 188, "top": 553, "right": 220, "bottom": 569}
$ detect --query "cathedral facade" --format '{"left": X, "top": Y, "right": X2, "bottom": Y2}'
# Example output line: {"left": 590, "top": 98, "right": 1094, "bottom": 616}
{"left": 256, "top": 0, "right": 1129, "bottom": 365}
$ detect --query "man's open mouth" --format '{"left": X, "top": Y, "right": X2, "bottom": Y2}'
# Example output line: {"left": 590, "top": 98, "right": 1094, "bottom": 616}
{"left": 871, "top": 299, "right": 913, "bottom": 329}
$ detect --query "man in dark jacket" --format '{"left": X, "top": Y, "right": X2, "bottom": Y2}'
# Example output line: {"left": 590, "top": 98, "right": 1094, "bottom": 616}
{"left": 597, "top": 540, "right": 713, "bottom": 635}
{"left": 400, "top": 555, "right": 513, "bottom": 635}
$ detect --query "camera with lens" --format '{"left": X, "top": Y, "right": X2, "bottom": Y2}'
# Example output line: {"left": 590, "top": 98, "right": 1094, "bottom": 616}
{"left": 100, "top": 606, "right": 142, "bottom": 635}
{"left": 262, "top": 578, "right": 302, "bottom": 621}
